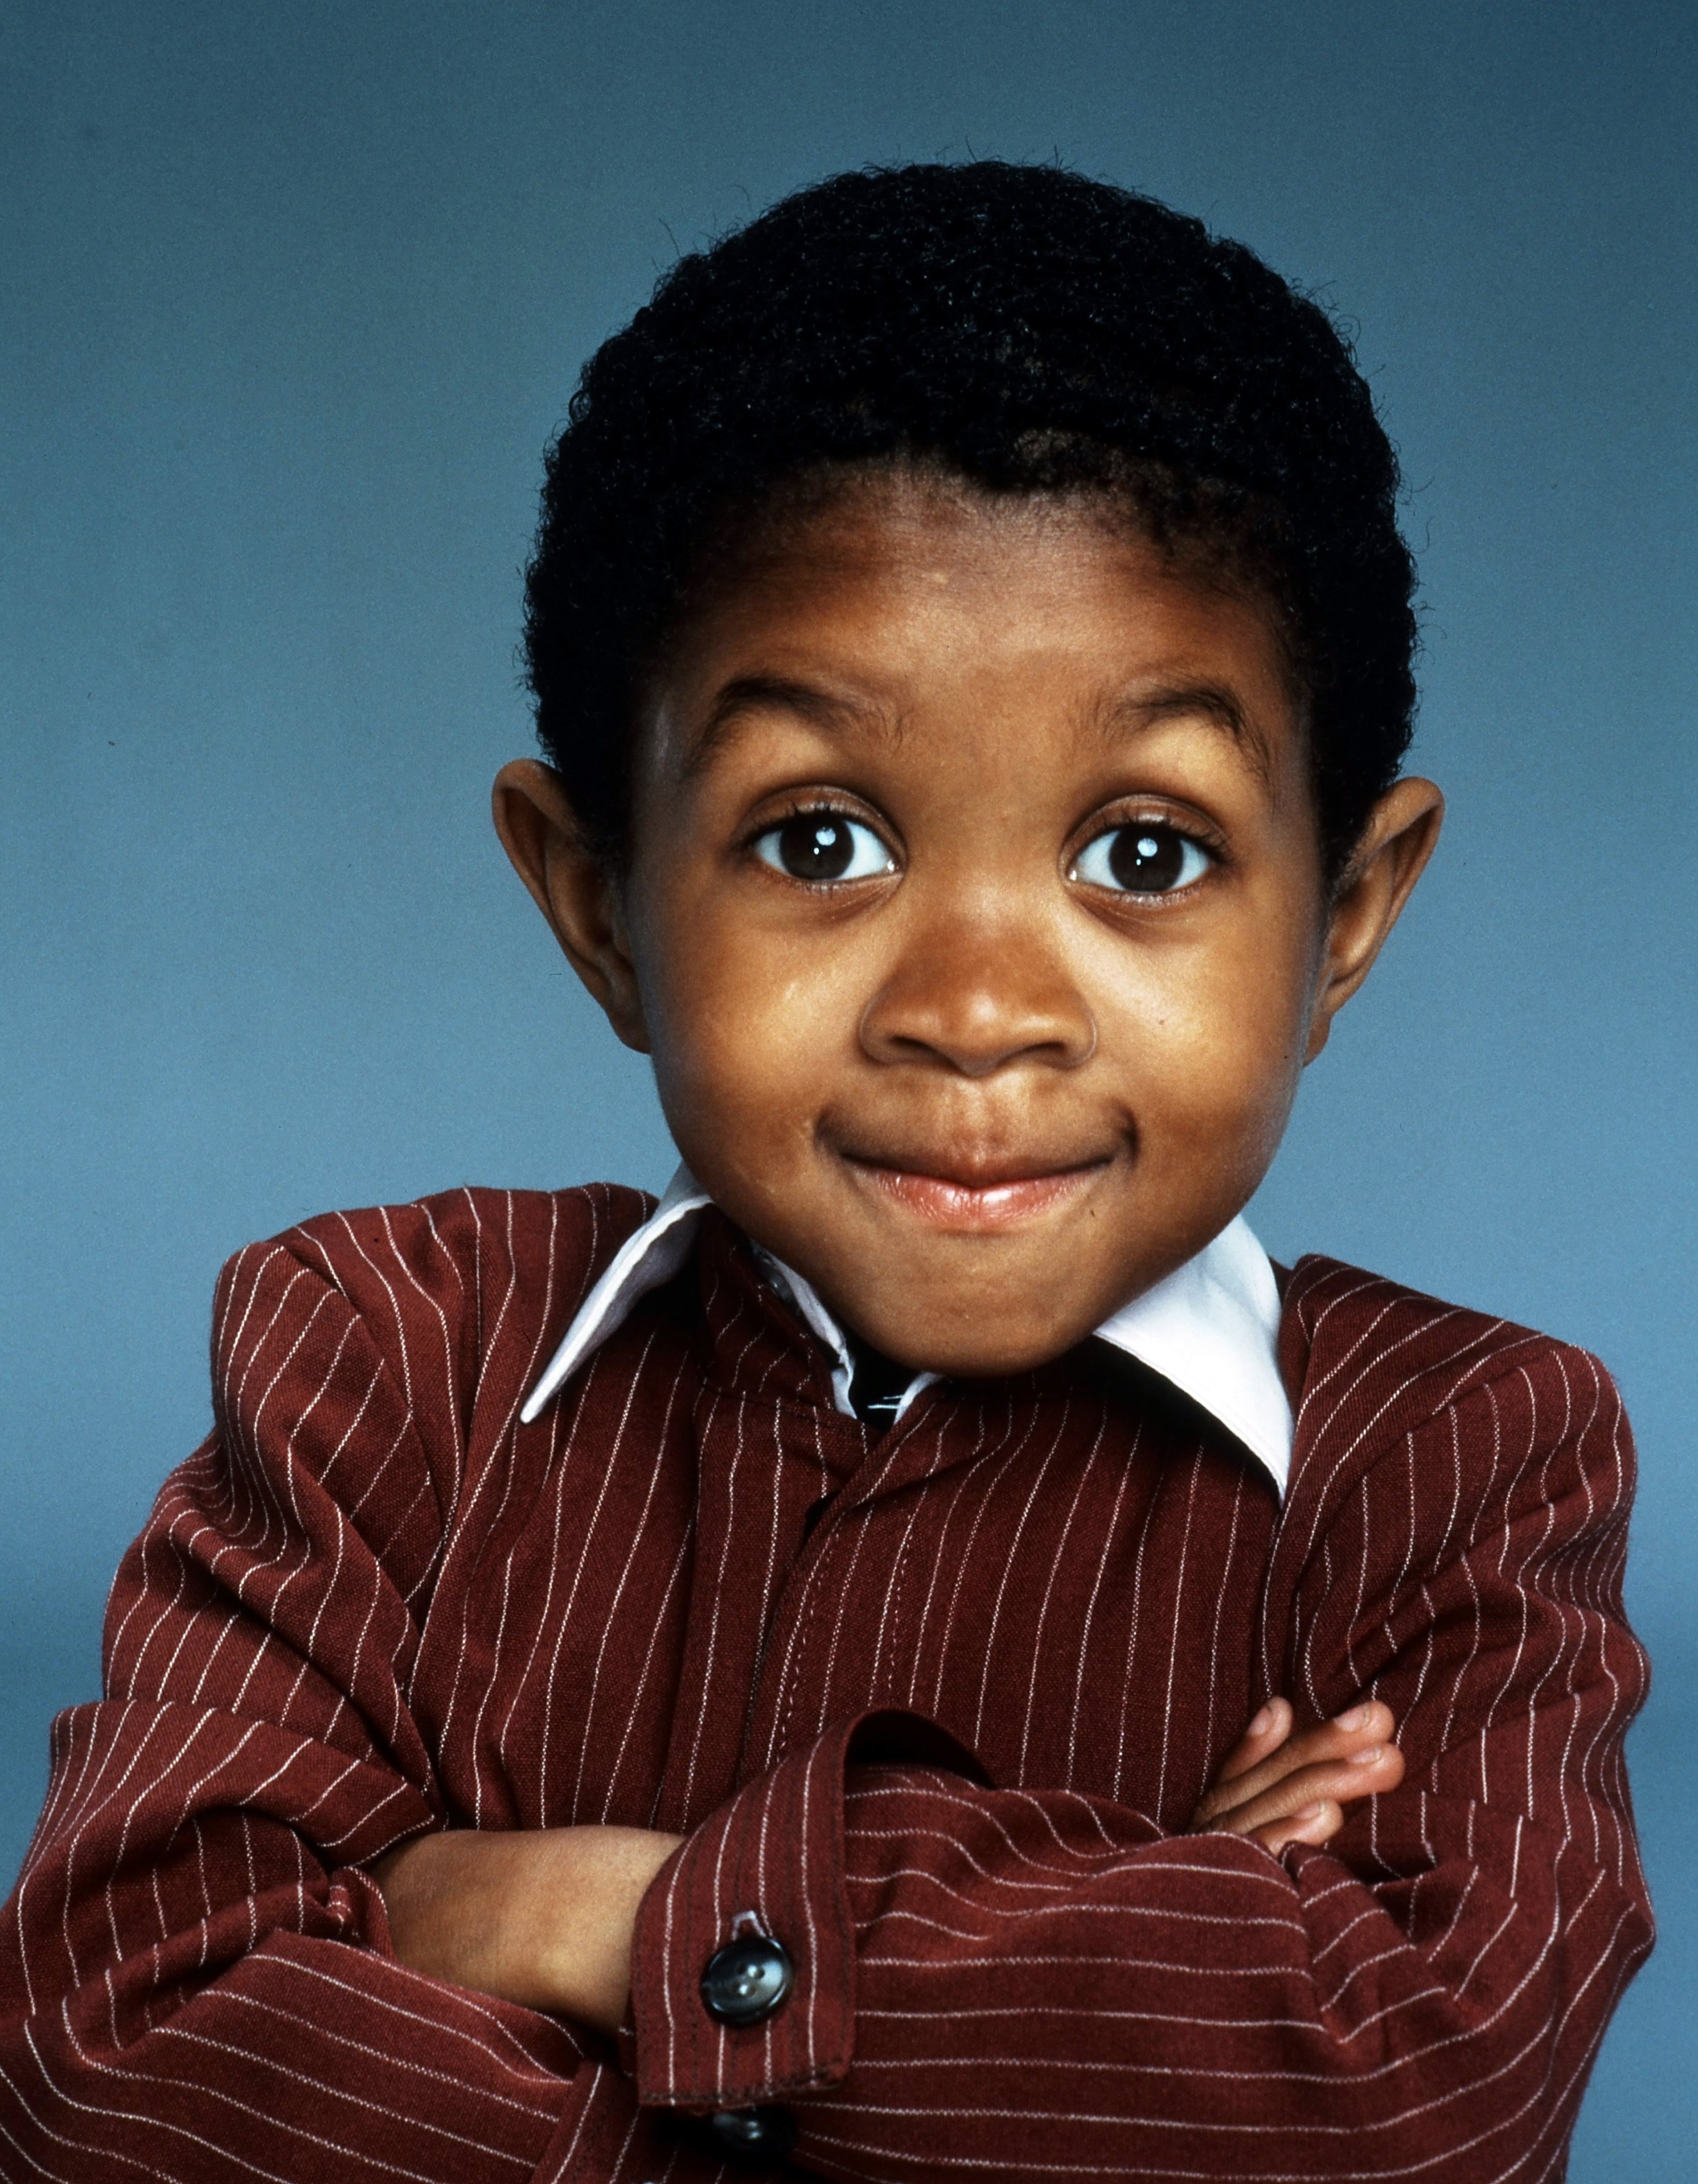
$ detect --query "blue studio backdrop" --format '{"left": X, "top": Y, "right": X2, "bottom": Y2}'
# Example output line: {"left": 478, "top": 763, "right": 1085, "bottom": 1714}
{"left": 3, "top": 3, "right": 1693, "bottom": 2170}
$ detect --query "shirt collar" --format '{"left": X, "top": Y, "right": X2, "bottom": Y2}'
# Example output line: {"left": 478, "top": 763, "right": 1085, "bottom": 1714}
{"left": 521, "top": 1163, "right": 1293, "bottom": 1497}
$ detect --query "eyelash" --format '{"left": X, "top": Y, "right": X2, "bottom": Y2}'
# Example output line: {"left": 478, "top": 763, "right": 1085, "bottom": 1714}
{"left": 748, "top": 802, "right": 898, "bottom": 885}
{"left": 746, "top": 801, "right": 1221, "bottom": 896}
{"left": 1069, "top": 815, "right": 1220, "bottom": 898}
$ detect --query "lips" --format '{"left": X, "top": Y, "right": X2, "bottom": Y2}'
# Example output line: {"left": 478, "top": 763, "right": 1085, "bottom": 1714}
{"left": 840, "top": 1148, "right": 1112, "bottom": 1231}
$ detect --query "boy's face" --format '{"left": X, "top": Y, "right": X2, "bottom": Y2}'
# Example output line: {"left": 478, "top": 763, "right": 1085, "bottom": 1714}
{"left": 500, "top": 471, "right": 1440, "bottom": 1374}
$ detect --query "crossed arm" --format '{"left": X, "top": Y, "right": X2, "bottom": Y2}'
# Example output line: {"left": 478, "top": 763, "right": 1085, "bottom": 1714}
{"left": 372, "top": 1697, "right": 1405, "bottom": 2035}
{"left": 0, "top": 1241, "right": 1652, "bottom": 2181}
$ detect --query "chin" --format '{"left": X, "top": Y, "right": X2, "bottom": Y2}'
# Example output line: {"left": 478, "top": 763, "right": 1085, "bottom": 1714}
{"left": 865, "top": 1309, "right": 1085, "bottom": 1380}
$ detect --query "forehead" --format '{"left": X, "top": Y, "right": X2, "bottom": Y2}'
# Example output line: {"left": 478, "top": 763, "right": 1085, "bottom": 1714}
{"left": 647, "top": 471, "right": 1302, "bottom": 780}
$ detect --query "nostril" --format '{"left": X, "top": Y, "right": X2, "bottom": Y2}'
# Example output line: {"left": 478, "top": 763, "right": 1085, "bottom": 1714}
{"left": 860, "top": 989, "right": 1097, "bottom": 1074}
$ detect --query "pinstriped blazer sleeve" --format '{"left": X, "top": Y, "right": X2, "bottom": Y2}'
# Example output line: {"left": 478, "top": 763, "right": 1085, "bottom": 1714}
{"left": 0, "top": 1223, "right": 648, "bottom": 2184}
{"left": 629, "top": 1336, "right": 1652, "bottom": 2180}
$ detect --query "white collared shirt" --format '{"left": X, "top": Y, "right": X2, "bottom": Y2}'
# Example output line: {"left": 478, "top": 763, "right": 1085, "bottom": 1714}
{"left": 522, "top": 1164, "right": 1294, "bottom": 1496}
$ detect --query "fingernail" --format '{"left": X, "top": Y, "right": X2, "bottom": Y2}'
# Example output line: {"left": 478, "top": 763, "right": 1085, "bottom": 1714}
{"left": 1247, "top": 1704, "right": 1275, "bottom": 1737}
{"left": 1348, "top": 1745, "right": 1383, "bottom": 1767}
{"left": 1336, "top": 1704, "right": 1372, "bottom": 1731}
{"left": 1293, "top": 1801, "right": 1328, "bottom": 1821}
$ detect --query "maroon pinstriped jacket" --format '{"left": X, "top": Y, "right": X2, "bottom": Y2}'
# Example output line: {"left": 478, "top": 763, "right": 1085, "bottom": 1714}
{"left": 0, "top": 1183, "right": 1652, "bottom": 2181}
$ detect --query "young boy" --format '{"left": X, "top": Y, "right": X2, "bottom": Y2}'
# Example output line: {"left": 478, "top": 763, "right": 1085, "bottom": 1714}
{"left": 0, "top": 164, "right": 1650, "bottom": 2181}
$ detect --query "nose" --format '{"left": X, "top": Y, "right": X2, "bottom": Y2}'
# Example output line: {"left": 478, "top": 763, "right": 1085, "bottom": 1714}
{"left": 858, "top": 909, "right": 1096, "bottom": 1077}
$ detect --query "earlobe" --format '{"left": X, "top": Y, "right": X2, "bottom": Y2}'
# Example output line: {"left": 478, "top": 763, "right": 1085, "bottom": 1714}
{"left": 1304, "top": 776, "right": 1445, "bottom": 1063}
{"left": 491, "top": 759, "right": 651, "bottom": 1053}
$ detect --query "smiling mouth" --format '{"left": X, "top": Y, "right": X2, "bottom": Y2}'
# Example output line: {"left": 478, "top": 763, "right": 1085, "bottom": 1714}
{"left": 840, "top": 1150, "right": 1112, "bottom": 1231}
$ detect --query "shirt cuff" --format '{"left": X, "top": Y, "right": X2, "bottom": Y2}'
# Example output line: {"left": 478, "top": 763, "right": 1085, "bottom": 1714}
{"left": 627, "top": 1709, "right": 987, "bottom": 2112}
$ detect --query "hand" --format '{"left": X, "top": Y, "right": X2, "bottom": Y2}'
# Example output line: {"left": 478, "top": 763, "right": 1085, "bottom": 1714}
{"left": 372, "top": 1824, "right": 683, "bottom": 2035}
{"left": 1191, "top": 1697, "right": 1405, "bottom": 1854}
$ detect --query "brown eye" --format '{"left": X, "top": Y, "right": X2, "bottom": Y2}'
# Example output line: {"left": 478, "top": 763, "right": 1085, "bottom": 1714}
{"left": 1072, "top": 824, "right": 1212, "bottom": 895}
{"left": 754, "top": 812, "right": 895, "bottom": 883}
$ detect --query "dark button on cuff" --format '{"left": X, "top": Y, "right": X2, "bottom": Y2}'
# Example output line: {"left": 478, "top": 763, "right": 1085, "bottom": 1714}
{"left": 700, "top": 1934, "right": 794, "bottom": 2027}
{"left": 705, "top": 2106, "right": 797, "bottom": 2163}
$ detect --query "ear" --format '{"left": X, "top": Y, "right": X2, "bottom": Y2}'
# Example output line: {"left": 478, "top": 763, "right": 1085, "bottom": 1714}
{"left": 1304, "top": 777, "right": 1445, "bottom": 1063}
{"left": 492, "top": 759, "right": 651, "bottom": 1053}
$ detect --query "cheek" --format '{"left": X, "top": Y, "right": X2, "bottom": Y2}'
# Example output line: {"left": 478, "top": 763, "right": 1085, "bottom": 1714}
{"left": 632, "top": 886, "right": 857, "bottom": 1146}
{"left": 1089, "top": 916, "right": 1314, "bottom": 1157}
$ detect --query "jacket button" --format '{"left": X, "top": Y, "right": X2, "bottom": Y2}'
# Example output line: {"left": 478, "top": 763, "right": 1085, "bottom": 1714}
{"left": 705, "top": 2106, "right": 797, "bottom": 2162}
{"left": 700, "top": 1934, "right": 794, "bottom": 2026}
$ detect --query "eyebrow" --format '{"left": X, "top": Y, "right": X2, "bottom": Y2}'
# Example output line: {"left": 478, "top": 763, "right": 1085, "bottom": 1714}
{"left": 686, "top": 672, "right": 1274, "bottom": 776}
{"left": 686, "top": 674, "right": 891, "bottom": 774}
{"left": 1098, "top": 683, "right": 1273, "bottom": 775}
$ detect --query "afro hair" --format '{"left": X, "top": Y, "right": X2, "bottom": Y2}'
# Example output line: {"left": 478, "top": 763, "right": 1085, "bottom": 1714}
{"left": 524, "top": 160, "right": 1417, "bottom": 879}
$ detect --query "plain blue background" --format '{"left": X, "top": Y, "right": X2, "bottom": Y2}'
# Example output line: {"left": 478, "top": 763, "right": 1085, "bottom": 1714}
{"left": 3, "top": 2, "right": 1693, "bottom": 2169}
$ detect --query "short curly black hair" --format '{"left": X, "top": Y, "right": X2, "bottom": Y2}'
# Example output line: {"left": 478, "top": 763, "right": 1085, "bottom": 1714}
{"left": 524, "top": 160, "right": 1417, "bottom": 880}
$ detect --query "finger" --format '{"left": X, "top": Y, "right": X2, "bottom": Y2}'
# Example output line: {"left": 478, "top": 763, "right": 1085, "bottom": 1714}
{"left": 1209, "top": 1697, "right": 1294, "bottom": 1790}
{"left": 1250, "top": 1799, "right": 1341, "bottom": 1855}
{"left": 1193, "top": 1701, "right": 1397, "bottom": 1826}
{"left": 1200, "top": 1745, "right": 1406, "bottom": 1840}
